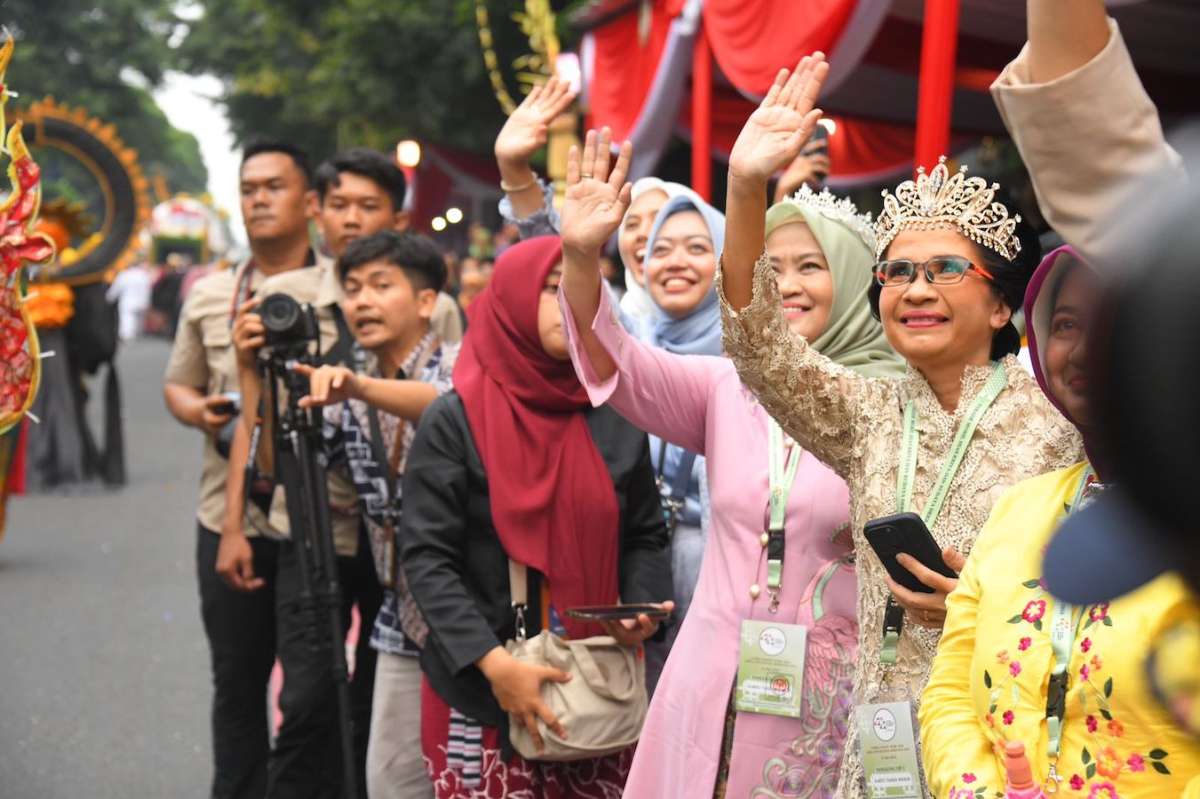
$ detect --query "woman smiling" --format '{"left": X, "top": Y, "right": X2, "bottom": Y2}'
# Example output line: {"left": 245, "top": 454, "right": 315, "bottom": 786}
{"left": 717, "top": 54, "right": 1082, "bottom": 797}
{"left": 919, "top": 247, "right": 1200, "bottom": 799}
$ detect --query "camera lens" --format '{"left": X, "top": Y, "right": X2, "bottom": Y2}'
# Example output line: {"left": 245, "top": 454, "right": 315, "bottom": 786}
{"left": 260, "top": 293, "right": 302, "bottom": 335}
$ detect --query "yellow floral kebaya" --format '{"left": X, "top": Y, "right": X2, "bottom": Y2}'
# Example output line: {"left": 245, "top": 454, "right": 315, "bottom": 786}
{"left": 920, "top": 463, "right": 1200, "bottom": 799}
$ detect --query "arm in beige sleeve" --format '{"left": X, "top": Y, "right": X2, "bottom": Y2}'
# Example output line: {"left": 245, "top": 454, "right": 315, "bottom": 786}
{"left": 721, "top": 123, "right": 887, "bottom": 477}
{"left": 222, "top": 421, "right": 250, "bottom": 537}
{"left": 992, "top": 12, "right": 1186, "bottom": 267}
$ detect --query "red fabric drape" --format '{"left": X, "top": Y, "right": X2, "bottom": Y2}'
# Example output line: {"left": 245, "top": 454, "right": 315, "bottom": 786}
{"left": 586, "top": 0, "right": 685, "bottom": 141}
{"left": 680, "top": 84, "right": 919, "bottom": 186}
{"left": 702, "top": 0, "right": 858, "bottom": 97}
{"left": 7, "top": 419, "right": 26, "bottom": 494}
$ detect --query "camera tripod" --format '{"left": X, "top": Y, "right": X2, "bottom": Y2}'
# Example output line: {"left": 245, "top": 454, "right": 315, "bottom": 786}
{"left": 260, "top": 339, "right": 358, "bottom": 799}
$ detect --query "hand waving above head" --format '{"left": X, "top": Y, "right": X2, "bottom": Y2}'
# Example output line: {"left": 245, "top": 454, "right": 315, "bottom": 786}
{"left": 495, "top": 77, "right": 578, "bottom": 169}
{"left": 728, "top": 53, "right": 830, "bottom": 185}
{"left": 560, "top": 126, "right": 634, "bottom": 256}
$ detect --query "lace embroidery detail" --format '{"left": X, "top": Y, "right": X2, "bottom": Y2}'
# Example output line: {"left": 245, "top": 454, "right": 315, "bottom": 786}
{"left": 718, "top": 252, "right": 1082, "bottom": 797}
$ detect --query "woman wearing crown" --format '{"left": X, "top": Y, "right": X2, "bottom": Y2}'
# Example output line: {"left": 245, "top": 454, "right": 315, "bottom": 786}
{"left": 718, "top": 54, "right": 1083, "bottom": 796}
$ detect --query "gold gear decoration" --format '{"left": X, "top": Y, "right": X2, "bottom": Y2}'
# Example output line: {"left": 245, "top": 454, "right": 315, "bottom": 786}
{"left": 16, "top": 98, "right": 152, "bottom": 286}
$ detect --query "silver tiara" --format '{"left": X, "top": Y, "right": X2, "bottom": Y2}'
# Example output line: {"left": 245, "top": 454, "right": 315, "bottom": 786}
{"left": 785, "top": 184, "right": 877, "bottom": 254}
{"left": 874, "top": 157, "right": 1021, "bottom": 261}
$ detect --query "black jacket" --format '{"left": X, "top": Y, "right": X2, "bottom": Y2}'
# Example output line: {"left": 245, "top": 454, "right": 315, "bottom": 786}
{"left": 399, "top": 391, "right": 673, "bottom": 728}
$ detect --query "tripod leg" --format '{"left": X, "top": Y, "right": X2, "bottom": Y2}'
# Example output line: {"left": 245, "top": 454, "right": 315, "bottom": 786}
{"left": 292, "top": 429, "right": 359, "bottom": 799}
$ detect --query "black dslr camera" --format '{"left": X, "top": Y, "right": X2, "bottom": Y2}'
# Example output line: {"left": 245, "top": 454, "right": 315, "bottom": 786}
{"left": 259, "top": 292, "right": 319, "bottom": 355}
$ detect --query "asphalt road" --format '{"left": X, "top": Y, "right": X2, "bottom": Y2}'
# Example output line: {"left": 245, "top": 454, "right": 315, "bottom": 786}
{"left": 0, "top": 336, "right": 213, "bottom": 797}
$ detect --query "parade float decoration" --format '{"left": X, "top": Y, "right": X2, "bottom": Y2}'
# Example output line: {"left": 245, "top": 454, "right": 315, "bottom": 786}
{"left": 18, "top": 96, "right": 150, "bottom": 287}
{"left": 0, "top": 37, "right": 55, "bottom": 435}
{"left": 148, "top": 193, "right": 231, "bottom": 268}
{"left": 0, "top": 55, "right": 153, "bottom": 527}
{"left": 0, "top": 36, "right": 56, "bottom": 538}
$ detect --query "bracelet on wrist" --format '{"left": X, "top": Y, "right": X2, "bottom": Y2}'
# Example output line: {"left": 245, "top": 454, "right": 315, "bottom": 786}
{"left": 500, "top": 174, "right": 539, "bottom": 194}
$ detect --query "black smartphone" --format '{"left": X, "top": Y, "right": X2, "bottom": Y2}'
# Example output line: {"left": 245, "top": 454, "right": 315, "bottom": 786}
{"left": 804, "top": 124, "right": 829, "bottom": 157}
{"left": 863, "top": 512, "right": 957, "bottom": 594}
{"left": 564, "top": 604, "right": 671, "bottom": 622}
{"left": 212, "top": 390, "right": 241, "bottom": 417}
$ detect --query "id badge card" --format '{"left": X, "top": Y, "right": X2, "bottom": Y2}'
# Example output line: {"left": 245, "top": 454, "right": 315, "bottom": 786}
{"left": 856, "top": 701, "right": 922, "bottom": 799}
{"left": 734, "top": 620, "right": 806, "bottom": 718}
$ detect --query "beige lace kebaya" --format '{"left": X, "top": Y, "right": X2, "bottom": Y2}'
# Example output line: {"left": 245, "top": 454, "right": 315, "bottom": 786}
{"left": 717, "top": 255, "right": 1082, "bottom": 797}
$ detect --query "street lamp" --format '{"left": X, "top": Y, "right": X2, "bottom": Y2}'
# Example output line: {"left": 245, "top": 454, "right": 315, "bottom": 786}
{"left": 431, "top": 216, "right": 447, "bottom": 232}
{"left": 396, "top": 139, "right": 422, "bottom": 168}
{"left": 446, "top": 207, "right": 463, "bottom": 224}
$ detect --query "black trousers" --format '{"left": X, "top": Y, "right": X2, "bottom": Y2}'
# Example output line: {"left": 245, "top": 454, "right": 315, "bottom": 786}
{"left": 196, "top": 524, "right": 279, "bottom": 799}
{"left": 266, "top": 524, "right": 383, "bottom": 799}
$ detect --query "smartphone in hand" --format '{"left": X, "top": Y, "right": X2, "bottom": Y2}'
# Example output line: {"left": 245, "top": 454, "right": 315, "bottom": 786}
{"left": 564, "top": 604, "right": 671, "bottom": 622}
{"left": 863, "top": 513, "right": 957, "bottom": 594}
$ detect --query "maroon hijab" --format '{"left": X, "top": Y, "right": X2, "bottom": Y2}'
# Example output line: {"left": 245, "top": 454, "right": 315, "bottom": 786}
{"left": 454, "top": 236, "right": 620, "bottom": 638}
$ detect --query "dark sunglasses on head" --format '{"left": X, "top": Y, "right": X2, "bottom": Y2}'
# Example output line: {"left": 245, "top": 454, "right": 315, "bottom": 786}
{"left": 874, "top": 255, "right": 995, "bottom": 288}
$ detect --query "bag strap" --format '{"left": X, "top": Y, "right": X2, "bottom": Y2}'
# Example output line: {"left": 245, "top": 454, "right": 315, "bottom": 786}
{"left": 508, "top": 558, "right": 528, "bottom": 606}
{"left": 366, "top": 405, "right": 405, "bottom": 484}
{"left": 508, "top": 558, "right": 529, "bottom": 641}
{"left": 659, "top": 439, "right": 697, "bottom": 503}
{"left": 566, "top": 640, "right": 640, "bottom": 702}
{"left": 323, "top": 304, "right": 355, "bottom": 368}
{"left": 655, "top": 439, "right": 697, "bottom": 535}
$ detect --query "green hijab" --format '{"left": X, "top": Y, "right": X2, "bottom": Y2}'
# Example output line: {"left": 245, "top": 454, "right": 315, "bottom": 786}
{"left": 765, "top": 193, "right": 904, "bottom": 379}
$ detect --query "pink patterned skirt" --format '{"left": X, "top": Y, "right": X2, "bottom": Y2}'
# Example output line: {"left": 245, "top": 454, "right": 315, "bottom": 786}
{"left": 420, "top": 678, "right": 634, "bottom": 799}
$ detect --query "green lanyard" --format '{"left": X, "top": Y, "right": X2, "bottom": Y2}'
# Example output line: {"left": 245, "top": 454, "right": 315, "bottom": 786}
{"left": 896, "top": 361, "right": 1008, "bottom": 528}
{"left": 881, "top": 360, "right": 1008, "bottom": 665}
{"left": 766, "top": 419, "right": 804, "bottom": 613}
{"left": 1044, "top": 465, "right": 1096, "bottom": 793}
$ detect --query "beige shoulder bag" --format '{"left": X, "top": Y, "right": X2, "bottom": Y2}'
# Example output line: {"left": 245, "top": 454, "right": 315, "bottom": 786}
{"left": 503, "top": 559, "right": 648, "bottom": 762}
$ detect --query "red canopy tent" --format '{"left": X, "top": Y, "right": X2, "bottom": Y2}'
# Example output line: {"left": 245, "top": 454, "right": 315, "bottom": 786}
{"left": 575, "top": 0, "right": 1200, "bottom": 200}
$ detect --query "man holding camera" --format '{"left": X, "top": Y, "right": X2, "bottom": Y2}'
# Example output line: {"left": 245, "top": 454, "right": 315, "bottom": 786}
{"left": 163, "top": 140, "right": 318, "bottom": 799}
{"left": 222, "top": 148, "right": 423, "bottom": 798}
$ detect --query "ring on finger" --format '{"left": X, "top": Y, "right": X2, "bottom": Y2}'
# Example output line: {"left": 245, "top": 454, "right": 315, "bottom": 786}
{"left": 581, "top": 171, "right": 593, "bottom": 179}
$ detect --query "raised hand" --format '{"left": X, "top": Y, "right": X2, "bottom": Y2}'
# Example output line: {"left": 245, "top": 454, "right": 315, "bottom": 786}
{"left": 560, "top": 127, "right": 633, "bottom": 255}
{"left": 728, "top": 53, "right": 830, "bottom": 184}
{"left": 494, "top": 77, "right": 578, "bottom": 169}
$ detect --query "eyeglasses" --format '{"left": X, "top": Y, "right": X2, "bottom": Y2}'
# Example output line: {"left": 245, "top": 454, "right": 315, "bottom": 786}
{"left": 874, "top": 255, "right": 995, "bottom": 288}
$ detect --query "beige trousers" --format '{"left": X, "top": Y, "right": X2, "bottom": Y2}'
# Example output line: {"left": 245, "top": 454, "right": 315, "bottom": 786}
{"left": 366, "top": 652, "right": 433, "bottom": 799}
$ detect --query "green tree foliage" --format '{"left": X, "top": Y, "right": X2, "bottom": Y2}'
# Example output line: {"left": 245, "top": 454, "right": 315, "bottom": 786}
{"left": 178, "top": 0, "right": 581, "bottom": 161}
{"left": 4, "top": 0, "right": 208, "bottom": 193}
